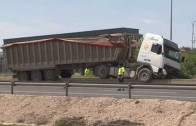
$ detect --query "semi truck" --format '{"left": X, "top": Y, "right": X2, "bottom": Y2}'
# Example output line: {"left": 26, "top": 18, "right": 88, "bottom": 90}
{"left": 2, "top": 28, "right": 182, "bottom": 82}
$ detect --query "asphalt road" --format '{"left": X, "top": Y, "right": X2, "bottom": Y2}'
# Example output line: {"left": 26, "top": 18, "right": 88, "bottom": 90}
{"left": 0, "top": 84, "right": 196, "bottom": 102}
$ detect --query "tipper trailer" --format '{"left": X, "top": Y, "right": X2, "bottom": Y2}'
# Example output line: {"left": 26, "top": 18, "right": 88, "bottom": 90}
{"left": 2, "top": 28, "right": 182, "bottom": 82}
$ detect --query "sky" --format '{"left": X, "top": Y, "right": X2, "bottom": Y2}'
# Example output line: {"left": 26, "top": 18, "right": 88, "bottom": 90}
{"left": 0, "top": 0, "right": 195, "bottom": 48}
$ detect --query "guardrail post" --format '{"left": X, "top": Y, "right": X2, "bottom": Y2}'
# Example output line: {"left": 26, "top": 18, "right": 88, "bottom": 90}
{"left": 11, "top": 81, "right": 15, "bottom": 94}
{"left": 65, "top": 82, "right": 69, "bottom": 96}
{"left": 128, "top": 83, "right": 132, "bottom": 99}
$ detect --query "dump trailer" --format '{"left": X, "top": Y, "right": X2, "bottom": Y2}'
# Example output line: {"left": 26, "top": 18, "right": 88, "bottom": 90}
{"left": 2, "top": 28, "right": 182, "bottom": 82}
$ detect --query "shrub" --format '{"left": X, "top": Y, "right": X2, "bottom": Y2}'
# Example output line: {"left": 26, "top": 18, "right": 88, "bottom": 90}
{"left": 181, "top": 52, "right": 196, "bottom": 78}
{"left": 53, "top": 117, "right": 86, "bottom": 126}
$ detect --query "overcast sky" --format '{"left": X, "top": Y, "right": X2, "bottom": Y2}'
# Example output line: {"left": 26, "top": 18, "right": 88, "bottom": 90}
{"left": 0, "top": 0, "right": 195, "bottom": 47}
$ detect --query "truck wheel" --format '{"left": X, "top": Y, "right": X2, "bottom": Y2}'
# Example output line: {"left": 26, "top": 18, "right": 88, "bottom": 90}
{"left": 44, "top": 69, "right": 56, "bottom": 81}
{"left": 138, "top": 68, "right": 152, "bottom": 83}
{"left": 60, "top": 70, "right": 72, "bottom": 78}
{"left": 31, "top": 70, "right": 43, "bottom": 81}
{"left": 18, "top": 72, "right": 29, "bottom": 81}
{"left": 96, "top": 65, "right": 110, "bottom": 79}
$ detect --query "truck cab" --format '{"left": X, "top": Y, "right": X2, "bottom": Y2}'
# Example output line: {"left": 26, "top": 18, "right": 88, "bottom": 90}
{"left": 137, "top": 33, "right": 181, "bottom": 82}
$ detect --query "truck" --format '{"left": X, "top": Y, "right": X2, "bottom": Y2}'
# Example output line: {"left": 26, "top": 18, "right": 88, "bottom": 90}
{"left": 2, "top": 28, "right": 182, "bottom": 82}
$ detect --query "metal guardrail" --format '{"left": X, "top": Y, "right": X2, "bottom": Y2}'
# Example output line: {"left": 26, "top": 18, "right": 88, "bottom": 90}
{"left": 0, "top": 81, "right": 196, "bottom": 99}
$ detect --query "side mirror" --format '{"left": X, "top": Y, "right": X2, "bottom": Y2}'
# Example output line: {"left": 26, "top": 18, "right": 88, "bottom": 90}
{"left": 181, "top": 56, "right": 185, "bottom": 63}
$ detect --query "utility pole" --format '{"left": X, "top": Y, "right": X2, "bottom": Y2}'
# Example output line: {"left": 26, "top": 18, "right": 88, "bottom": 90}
{"left": 170, "top": 0, "right": 173, "bottom": 40}
{"left": 191, "top": 21, "right": 196, "bottom": 52}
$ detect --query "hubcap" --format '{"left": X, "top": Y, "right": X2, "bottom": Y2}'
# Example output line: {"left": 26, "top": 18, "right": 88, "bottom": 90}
{"left": 100, "top": 68, "right": 106, "bottom": 74}
{"left": 141, "top": 73, "right": 148, "bottom": 80}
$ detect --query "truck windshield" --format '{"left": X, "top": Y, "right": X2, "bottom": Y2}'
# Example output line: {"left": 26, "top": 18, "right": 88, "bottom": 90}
{"left": 164, "top": 45, "right": 180, "bottom": 62}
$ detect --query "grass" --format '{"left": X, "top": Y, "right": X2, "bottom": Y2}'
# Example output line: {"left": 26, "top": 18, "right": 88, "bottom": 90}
{"left": 0, "top": 73, "right": 12, "bottom": 77}
{"left": 53, "top": 117, "right": 86, "bottom": 126}
{"left": 72, "top": 72, "right": 97, "bottom": 78}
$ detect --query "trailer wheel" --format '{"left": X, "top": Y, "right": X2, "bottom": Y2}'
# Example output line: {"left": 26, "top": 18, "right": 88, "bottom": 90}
{"left": 138, "top": 68, "right": 152, "bottom": 83}
{"left": 18, "top": 72, "right": 29, "bottom": 81}
{"left": 97, "top": 65, "right": 110, "bottom": 79}
{"left": 44, "top": 69, "right": 56, "bottom": 81}
{"left": 31, "top": 70, "right": 43, "bottom": 81}
{"left": 60, "top": 70, "right": 72, "bottom": 78}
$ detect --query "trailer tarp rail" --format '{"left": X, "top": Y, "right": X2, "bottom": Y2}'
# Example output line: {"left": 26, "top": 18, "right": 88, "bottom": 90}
{"left": 3, "top": 27, "right": 140, "bottom": 44}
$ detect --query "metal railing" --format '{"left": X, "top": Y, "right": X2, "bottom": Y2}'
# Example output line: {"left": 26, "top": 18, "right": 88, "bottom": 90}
{"left": 0, "top": 81, "right": 196, "bottom": 99}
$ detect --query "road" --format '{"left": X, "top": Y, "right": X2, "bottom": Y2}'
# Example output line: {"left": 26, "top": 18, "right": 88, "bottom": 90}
{"left": 0, "top": 84, "right": 196, "bottom": 101}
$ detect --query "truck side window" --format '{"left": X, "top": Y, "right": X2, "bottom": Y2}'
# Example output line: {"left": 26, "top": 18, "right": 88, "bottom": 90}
{"left": 151, "top": 44, "right": 162, "bottom": 55}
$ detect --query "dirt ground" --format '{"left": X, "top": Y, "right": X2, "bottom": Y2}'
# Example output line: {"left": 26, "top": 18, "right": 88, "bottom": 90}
{"left": 0, "top": 94, "right": 195, "bottom": 126}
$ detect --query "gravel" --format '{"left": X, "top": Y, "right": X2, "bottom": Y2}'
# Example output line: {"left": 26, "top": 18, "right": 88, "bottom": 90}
{"left": 0, "top": 94, "right": 195, "bottom": 126}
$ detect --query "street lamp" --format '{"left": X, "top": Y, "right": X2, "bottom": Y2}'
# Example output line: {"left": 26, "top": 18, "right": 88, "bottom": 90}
{"left": 170, "top": 0, "right": 173, "bottom": 40}
{"left": 191, "top": 21, "right": 196, "bottom": 51}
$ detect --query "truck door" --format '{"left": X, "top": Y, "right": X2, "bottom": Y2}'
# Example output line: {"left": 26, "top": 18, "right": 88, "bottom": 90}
{"left": 148, "top": 43, "right": 163, "bottom": 71}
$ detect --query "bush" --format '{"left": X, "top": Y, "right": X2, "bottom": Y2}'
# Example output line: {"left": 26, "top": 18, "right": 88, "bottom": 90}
{"left": 181, "top": 53, "right": 196, "bottom": 78}
{"left": 53, "top": 117, "right": 86, "bottom": 126}
{"left": 172, "top": 71, "right": 190, "bottom": 79}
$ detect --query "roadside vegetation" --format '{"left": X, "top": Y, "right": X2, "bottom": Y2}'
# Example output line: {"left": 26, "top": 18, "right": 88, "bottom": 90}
{"left": 72, "top": 69, "right": 96, "bottom": 78}
{"left": 53, "top": 117, "right": 144, "bottom": 126}
{"left": 181, "top": 51, "right": 196, "bottom": 79}
{"left": 0, "top": 73, "right": 12, "bottom": 77}
{"left": 0, "top": 73, "right": 12, "bottom": 80}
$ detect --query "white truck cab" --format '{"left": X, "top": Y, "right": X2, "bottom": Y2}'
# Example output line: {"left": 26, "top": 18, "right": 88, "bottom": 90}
{"left": 137, "top": 33, "right": 181, "bottom": 82}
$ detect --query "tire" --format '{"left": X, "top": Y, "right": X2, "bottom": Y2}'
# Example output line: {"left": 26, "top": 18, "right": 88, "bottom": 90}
{"left": 18, "top": 71, "right": 29, "bottom": 81}
{"left": 138, "top": 68, "right": 152, "bottom": 83}
{"left": 44, "top": 69, "right": 56, "bottom": 81}
{"left": 96, "top": 65, "right": 110, "bottom": 79}
{"left": 31, "top": 70, "right": 43, "bottom": 81}
{"left": 60, "top": 70, "right": 72, "bottom": 78}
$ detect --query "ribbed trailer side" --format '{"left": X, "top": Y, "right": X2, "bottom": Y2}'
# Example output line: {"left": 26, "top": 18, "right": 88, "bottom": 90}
{"left": 2, "top": 28, "right": 141, "bottom": 81}
{"left": 5, "top": 39, "right": 123, "bottom": 71}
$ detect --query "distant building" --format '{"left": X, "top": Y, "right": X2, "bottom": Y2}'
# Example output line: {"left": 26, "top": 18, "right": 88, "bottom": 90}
{"left": 180, "top": 47, "right": 191, "bottom": 53}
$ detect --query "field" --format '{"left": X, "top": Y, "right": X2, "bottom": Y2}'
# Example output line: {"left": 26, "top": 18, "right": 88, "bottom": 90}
{"left": 0, "top": 94, "right": 195, "bottom": 126}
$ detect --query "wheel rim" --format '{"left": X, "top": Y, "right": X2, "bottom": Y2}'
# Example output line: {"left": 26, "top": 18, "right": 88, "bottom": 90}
{"left": 100, "top": 68, "right": 106, "bottom": 75}
{"left": 44, "top": 70, "right": 55, "bottom": 80}
{"left": 97, "top": 65, "right": 109, "bottom": 78}
{"left": 141, "top": 72, "right": 148, "bottom": 80}
{"left": 138, "top": 68, "right": 152, "bottom": 82}
{"left": 31, "top": 71, "right": 42, "bottom": 81}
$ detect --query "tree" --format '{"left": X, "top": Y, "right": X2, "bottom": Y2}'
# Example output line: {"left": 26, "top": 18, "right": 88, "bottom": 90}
{"left": 181, "top": 52, "right": 196, "bottom": 78}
